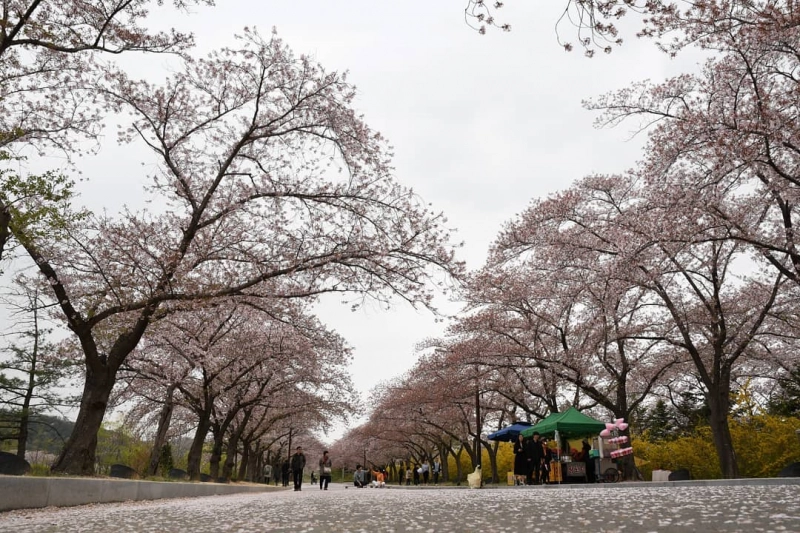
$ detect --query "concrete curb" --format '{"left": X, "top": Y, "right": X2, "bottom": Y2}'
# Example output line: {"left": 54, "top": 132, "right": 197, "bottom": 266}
{"left": 350, "top": 477, "right": 800, "bottom": 490}
{"left": 478, "top": 477, "right": 800, "bottom": 489}
{"left": 0, "top": 475, "right": 282, "bottom": 512}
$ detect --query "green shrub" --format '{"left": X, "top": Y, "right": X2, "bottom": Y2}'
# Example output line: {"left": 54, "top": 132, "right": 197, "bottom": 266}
{"left": 29, "top": 463, "right": 51, "bottom": 476}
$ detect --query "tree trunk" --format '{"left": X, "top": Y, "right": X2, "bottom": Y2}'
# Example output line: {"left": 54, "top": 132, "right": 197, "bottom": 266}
{"left": 51, "top": 365, "right": 115, "bottom": 474}
{"left": 453, "top": 446, "right": 464, "bottom": 485}
{"left": 250, "top": 442, "right": 263, "bottom": 483}
{"left": 237, "top": 442, "right": 249, "bottom": 481}
{"left": 186, "top": 410, "right": 212, "bottom": 480}
{"left": 209, "top": 435, "right": 223, "bottom": 481}
{"left": 438, "top": 443, "right": 448, "bottom": 483}
{"left": 147, "top": 386, "right": 176, "bottom": 476}
{"left": 16, "top": 407, "right": 29, "bottom": 459}
{"left": 474, "top": 383, "right": 482, "bottom": 469}
{"left": 488, "top": 440, "right": 499, "bottom": 483}
{"left": 222, "top": 437, "right": 238, "bottom": 481}
{"left": 222, "top": 412, "right": 250, "bottom": 481}
{"left": 18, "top": 302, "right": 41, "bottom": 459}
{"left": 16, "top": 369, "right": 35, "bottom": 459}
{"left": 465, "top": 439, "right": 479, "bottom": 470}
{"left": 708, "top": 391, "right": 739, "bottom": 479}
{"left": 0, "top": 199, "right": 10, "bottom": 264}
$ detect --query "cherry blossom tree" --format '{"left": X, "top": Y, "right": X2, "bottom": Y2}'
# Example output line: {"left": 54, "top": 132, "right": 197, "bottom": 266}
{"left": 123, "top": 298, "right": 357, "bottom": 480}
{"left": 457, "top": 259, "right": 668, "bottom": 478}
{"left": 0, "top": 0, "right": 219, "bottom": 265}
{"left": 0, "top": 0, "right": 212, "bottom": 149}
{"left": 568, "top": 4, "right": 800, "bottom": 476}
{"left": 465, "top": 0, "right": 797, "bottom": 58}
{"left": 500, "top": 174, "right": 789, "bottom": 477}
{"left": 346, "top": 372, "right": 458, "bottom": 480}
{"left": 365, "top": 341, "right": 515, "bottom": 482}
{"left": 20, "top": 29, "right": 459, "bottom": 475}
{"left": 586, "top": 4, "right": 800, "bottom": 286}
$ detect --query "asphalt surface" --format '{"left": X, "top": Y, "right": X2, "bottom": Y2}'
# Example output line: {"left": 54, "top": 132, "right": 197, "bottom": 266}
{"left": 1, "top": 482, "right": 798, "bottom": 532}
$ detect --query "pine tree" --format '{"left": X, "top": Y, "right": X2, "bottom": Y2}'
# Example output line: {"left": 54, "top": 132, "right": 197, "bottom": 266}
{"left": 158, "top": 443, "right": 174, "bottom": 476}
{"left": 767, "top": 366, "right": 800, "bottom": 418}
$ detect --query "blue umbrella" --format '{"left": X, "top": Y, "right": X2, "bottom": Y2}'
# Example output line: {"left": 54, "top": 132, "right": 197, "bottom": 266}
{"left": 487, "top": 422, "right": 534, "bottom": 442}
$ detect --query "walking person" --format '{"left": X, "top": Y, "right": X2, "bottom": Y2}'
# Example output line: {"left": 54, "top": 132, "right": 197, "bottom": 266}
{"left": 319, "top": 450, "right": 332, "bottom": 490}
{"left": 290, "top": 446, "right": 306, "bottom": 491}
{"left": 405, "top": 466, "right": 412, "bottom": 486}
{"left": 525, "top": 431, "right": 546, "bottom": 485}
{"left": 281, "top": 459, "right": 290, "bottom": 487}
{"left": 421, "top": 460, "right": 430, "bottom": 485}
{"left": 433, "top": 458, "right": 442, "bottom": 485}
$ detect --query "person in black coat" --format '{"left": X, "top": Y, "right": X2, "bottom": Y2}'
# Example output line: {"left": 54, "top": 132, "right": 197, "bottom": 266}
{"left": 513, "top": 434, "right": 528, "bottom": 485}
{"left": 281, "top": 460, "right": 290, "bottom": 487}
{"left": 290, "top": 446, "right": 306, "bottom": 491}
{"left": 540, "top": 438, "right": 553, "bottom": 484}
{"left": 525, "top": 431, "right": 546, "bottom": 485}
{"left": 582, "top": 439, "right": 595, "bottom": 483}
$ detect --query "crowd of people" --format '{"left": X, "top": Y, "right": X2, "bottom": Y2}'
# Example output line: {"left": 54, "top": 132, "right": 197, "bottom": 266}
{"left": 270, "top": 447, "right": 334, "bottom": 491}
{"left": 267, "top": 449, "right": 446, "bottom": 491}
{"left": 513, "top": 432, "right": 596, "bottom": 484}
{"left": 513, "top": 431, "right": 553, "bottom": 485}
{"left": 268, "top": 438, "right": 597, "bottom": 491}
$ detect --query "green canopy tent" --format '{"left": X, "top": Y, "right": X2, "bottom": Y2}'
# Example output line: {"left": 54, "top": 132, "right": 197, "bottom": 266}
{"left": 520, "top": 407, "right": 606, "bottom": 438}
{"left": 521, "top": 407, "right": 608, "bottom": 483}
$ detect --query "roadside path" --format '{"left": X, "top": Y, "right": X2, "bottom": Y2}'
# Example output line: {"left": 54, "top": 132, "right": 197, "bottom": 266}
{"left": 1, "top": 482, "right": 798, "bottom": 532}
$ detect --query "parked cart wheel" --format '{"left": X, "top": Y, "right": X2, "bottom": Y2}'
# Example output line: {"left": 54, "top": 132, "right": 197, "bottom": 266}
{"left": 603, "top": 467, "right": 620, "bottom": 483}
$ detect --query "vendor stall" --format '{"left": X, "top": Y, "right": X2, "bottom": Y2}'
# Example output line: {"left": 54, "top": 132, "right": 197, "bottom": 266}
{"left": 487, "top": 422, "right": 534, "bottom": 442}
{"left": 520, "top": 407, "right": 607, "bottom": 484}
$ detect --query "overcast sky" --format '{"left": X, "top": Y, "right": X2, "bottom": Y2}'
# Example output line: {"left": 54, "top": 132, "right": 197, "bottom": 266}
{"left": 11, "top": 1, "right": 707, "bottom": 438}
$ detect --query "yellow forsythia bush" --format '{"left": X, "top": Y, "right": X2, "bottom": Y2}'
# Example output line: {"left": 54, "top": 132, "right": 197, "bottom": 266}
{"left": 732, "top": 415, "right": 800, "bottom": 478}
{"left": 445, "top": 442, "right": 515, "bottom": 484}
{"left": 636, "top": 414, "right": 800, "bottom": 480}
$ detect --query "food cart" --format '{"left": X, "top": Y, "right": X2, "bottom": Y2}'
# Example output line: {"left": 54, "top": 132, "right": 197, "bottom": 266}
{"left": 520, "top": 407, "right": 606, "bottom": 484}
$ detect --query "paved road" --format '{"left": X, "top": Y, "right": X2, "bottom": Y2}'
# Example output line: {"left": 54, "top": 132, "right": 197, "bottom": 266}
{"left": 1, "top": 482, "right": 798, "bottom": 532}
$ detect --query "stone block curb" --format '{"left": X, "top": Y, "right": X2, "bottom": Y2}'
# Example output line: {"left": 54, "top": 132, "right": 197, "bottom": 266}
{"left": 0, "top": 475, "right": 282, "bottom": 512}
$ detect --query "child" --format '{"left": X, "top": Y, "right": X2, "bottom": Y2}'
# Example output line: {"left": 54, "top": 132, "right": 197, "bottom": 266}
{"left": 370, "top": 468, "right": 386, "bottom": 488}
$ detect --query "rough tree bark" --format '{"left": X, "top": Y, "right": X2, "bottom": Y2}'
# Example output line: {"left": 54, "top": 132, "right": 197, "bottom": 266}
{"left": 52, "top": 363, "right": 116, "bottom": 474}
{"left": 186, "top": 408, "right": 213, "bottom": 481}
{"left": 147, "top": 385, "right": 176, "bottom": 476}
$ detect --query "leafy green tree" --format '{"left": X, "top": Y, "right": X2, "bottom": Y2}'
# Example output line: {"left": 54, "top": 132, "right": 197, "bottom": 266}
{"left": 95, "top": 422, "right": 151, "bottom": 476}
{"left": 0, "top": 153, "right": 86, "bottom": 268}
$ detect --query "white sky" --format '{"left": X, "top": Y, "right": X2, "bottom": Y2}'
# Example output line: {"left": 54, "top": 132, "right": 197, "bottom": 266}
{"left": 6, "top": 1, "right": 708, "bottom": 440}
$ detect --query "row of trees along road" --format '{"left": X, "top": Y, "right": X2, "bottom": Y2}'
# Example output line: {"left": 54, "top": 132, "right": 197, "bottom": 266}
{"left": 0, "top": 1, "right": 462, "bottom": 475}
{"left": 2, "top": 0, "right": 799, "bottom": 478}
{"left": 118, "top": 299, "right": 358, "bottom": 481}
{"left": 334, "top": 0, "right": 800, "bottom": 480}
